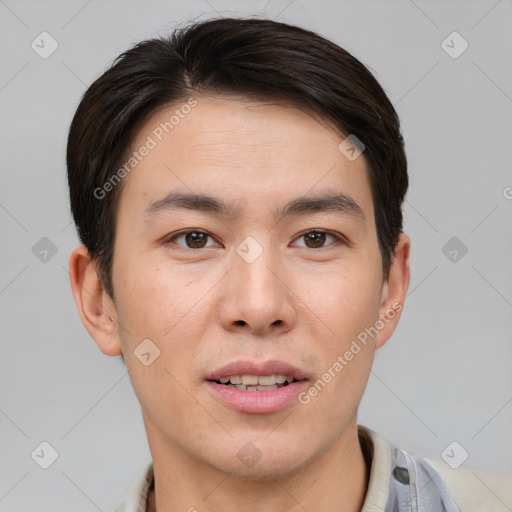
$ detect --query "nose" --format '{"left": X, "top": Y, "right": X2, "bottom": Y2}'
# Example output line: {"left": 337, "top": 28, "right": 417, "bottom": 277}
{"left": 218, "top": 241, "right": 297, "bottom": 337}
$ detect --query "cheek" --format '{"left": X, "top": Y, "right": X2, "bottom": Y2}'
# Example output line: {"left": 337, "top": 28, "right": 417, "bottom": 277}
{"left": 116, "top": 256, "right": 193, "bottom": 332}
{"left": 300, "top": 275, "right": 379, "bottom": 414}
{"left": 299, "top": 264, "right": 382, "bottom": 401}
{"left": 116, "top": 261, "right": 208, "bottom": 418}
{"left": 306, "top": 265, "right": 382, "bottom": 336}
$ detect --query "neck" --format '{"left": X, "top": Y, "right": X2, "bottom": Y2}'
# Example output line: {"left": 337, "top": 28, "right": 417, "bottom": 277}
{"left": 146, "top": 420, "right": 369, "bottom": 512}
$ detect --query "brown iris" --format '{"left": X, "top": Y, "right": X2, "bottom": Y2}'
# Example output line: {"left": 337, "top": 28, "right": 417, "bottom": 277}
{"left": 185, "top": 232, "right": 209, "bottom": 248}
{"left": 303, "top": 231, "right": 327, "bottom": 248}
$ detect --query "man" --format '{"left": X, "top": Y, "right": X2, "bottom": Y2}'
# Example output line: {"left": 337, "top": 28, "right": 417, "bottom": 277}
{"left": 66, "top": 17, "right": 511, "bottom": 512}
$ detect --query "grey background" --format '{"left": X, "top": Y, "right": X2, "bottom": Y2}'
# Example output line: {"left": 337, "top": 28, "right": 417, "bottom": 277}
{"left": 1, "top": 0, "right": 511, "bottom": 510}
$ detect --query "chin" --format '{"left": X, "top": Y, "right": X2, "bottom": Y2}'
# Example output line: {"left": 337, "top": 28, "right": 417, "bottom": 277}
{"left": 202, "top": 439, "right": 313, "bottom": 481}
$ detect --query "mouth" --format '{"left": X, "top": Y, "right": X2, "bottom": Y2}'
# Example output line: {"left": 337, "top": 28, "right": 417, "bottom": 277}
{"left": 212, "top": 374, "right": 298, "bottom": 391}
{"left": 205, "top": 361, "right": 309, "bottom": 414}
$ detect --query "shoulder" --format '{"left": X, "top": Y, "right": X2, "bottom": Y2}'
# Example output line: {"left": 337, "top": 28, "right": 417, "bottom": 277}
{"left": 358, "top": 425, "right": 512, "bottom": 512}
{"left": 425, "top": 457, "right": 512, "bottom": 512}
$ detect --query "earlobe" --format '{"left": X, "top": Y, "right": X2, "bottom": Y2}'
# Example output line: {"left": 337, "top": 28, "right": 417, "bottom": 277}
{"left": 375, "top": 233, "right": 411, "bottom": 350}
{"left": 68, "top": 245, "right": 123, "bottom": 357}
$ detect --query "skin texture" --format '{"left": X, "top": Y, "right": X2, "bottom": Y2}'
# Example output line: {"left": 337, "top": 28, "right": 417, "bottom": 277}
{"left": 69, "top": 95, "right": 410, "bottom": 512}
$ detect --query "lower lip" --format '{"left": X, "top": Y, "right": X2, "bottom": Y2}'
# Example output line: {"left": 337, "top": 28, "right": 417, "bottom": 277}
{"left": 205, "top": 380, "right": 309, "bottom": 414}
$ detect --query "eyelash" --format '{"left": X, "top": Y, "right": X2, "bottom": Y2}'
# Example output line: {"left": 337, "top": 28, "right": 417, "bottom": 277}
{"left": 164, "top": 229, "right": 347, "bottom": 250}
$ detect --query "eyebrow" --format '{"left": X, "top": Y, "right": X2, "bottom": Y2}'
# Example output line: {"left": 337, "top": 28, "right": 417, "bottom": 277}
{"left": 143, "top": 190, "right": 365, "bottom": 223}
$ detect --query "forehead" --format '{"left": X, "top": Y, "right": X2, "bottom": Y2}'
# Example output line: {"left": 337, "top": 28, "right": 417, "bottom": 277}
{"left": 116, "top": 95, "right": 374, "bottom": 223}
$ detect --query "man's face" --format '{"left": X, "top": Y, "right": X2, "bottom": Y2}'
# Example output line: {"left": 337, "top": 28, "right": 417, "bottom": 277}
{"left": 107, "top": 95, "right": 399, "bottom": 478}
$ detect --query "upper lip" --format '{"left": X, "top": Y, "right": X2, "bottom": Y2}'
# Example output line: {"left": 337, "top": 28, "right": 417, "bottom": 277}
{"left": 206, "top": 360, "right": 308, "bottom": 381}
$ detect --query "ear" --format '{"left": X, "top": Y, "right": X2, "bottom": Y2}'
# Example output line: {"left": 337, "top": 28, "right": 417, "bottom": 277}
{"left": 374, "top": 232, "right": 410, "bottom": 350}
{"left": 68, "top": 245, "right": 123, "bottom": 356}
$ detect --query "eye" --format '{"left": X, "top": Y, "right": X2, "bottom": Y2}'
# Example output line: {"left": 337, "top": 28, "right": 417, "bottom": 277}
{"left": 165, "top": 230, "right": 219, "bottom": 249}
{"left": 164, "top": 229, "right": 346, "bottom": 250}
{"left": 292, "top": 230, "right": 345, "bottom": 249}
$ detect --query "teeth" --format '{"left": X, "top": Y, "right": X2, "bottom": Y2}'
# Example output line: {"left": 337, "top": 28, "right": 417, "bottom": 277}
{"left": 257, "top": 375, "right": 276, "bottom": 385}
{"left": 231, "top": 384, "right": 279, "bottom": 391}
{"left": 241, "top": 375, "right": 259, "bottom": 386}
{"left": 218, "top": 374, "right": 295, "bottom": 386}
